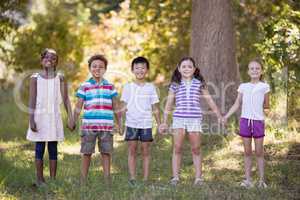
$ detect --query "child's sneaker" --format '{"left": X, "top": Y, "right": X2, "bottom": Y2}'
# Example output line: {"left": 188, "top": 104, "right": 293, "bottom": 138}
{"left": 169, "top": 177, "right": 179, "bottom": 186}
{"left": 194, "top": 177, "right": 204, "bottom": 186}
{"left": 257, "top": 180, "right": 268, "bottom": 189}
{"left": 240, "top": 179, "right": 254, "bottom": 188}
{"left": 128, "top": 179, "right": 137, "bottom": 187}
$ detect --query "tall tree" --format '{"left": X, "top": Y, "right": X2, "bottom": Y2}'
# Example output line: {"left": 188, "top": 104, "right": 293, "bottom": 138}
{"left": 190, "top": 0, "right": 240, "bottom": 132}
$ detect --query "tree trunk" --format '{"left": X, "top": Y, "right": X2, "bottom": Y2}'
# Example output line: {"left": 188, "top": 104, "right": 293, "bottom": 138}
{"left": 190, "top": 0, "right": 240, "bottom": 133}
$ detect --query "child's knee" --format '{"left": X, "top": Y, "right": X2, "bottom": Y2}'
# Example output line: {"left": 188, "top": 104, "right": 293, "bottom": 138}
{"left": 255, "top": 149, "right": 264, "bottom": 157}
{"left": 142, "top": 149, "right": 150, "bottom": 157}
{"left": 244, "top": 150, "right": 252, "bottom": 157}
{"left": 128, "top": 147, "right": 137, "bottom": 156}
{"left": 191, "top": 147, "right": 200, "bottom": 155}
{"left": 48, "top": 142, "right": 58, "bottom": 160}
{"left": 173, "top": 145, "right": 182, "bottom": 154}
{"left": 35, "top": 142, "right": 46, "bottom": 160}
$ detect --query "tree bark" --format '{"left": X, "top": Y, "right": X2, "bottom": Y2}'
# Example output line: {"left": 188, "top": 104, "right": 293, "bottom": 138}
{"left": 190, "top": 0, "right": 240, "bottom": 133}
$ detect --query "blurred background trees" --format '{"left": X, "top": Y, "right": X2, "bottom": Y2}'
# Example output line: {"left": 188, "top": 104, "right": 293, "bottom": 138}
{"left": 0, "top": 0, "right": 299, "bottom": 134}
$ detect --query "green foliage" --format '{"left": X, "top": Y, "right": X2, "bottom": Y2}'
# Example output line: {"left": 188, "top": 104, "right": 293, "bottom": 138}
{"left": 233, "top": 0, "right": 300, "bottom": 131}
{"left": 9, "top": 0, "right": 90, "bottom": 80}
{"left": 253, "top": 2, "right": 300, "bottom": 128}
{"left": 0, "top": 0, "right": 29, "bottom": 40}
{"left": 0, "top": 0, "right": 30, "bottom": 60}
{"left": 61, "top": 0, "right": 125, "bottom": 24}
{"left": 129, "top": 0, "right": 191, "bottom": 81}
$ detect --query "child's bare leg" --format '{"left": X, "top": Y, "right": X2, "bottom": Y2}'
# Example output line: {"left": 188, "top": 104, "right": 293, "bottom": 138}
{"left": 81, "top": 154, "right": 92, "bottom": 183}
{"left": 49, "top": 160, "right": 57, "bottom": 179}
{"left": 172, "top": 129, "right": 185, "bottom": 179}
{"left": 35, "top": 159, "right": 45, "bottom": 183}
{"left": 141, "top": 142, "right": 151, "bottom": 181}
{"left": 254, "top": 137, "right": 265, "bottom": 181}
{"left": 188, "top": 132, "right": 202, "bottom": 179}
{"left": 101, "top": 153, "right": 111, "bottom": 179}
{"left": 35, "top": 142, "right": 45, "bottom": 184}
{"left": 128, "top": 141, "right": 138, "bottom": 180}
{"left": 242, "top": 137, "right": 252, "bottom": 181}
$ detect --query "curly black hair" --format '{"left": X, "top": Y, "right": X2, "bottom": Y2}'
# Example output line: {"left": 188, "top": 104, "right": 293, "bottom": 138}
{"left": 40, "top": 48, "right": 58, "bottom": 70}
{"left": 170, "top": 57, "right": 206, "bottom": 88}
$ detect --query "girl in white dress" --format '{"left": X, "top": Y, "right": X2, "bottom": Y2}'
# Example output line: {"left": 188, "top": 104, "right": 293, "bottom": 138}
{"left": 27, "top": 48, "right": 73, "bottom": 186}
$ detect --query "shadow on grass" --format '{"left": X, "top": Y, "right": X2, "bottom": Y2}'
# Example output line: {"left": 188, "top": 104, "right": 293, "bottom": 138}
{"left": 1, "top": 105, "right": 299, "bottom": 200}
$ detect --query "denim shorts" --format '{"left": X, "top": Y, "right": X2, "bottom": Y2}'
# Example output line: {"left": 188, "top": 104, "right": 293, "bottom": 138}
{"left": 80, "top": 130, "right": 113, "bottom": 154}
{"left": 124, "top": 127, "right": 153, "bottom": 142}
{"left": 239, "top": 118, "right": 265, "bottom": 138}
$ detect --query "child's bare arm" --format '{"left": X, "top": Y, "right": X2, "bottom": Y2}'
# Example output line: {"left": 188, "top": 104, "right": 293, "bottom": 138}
{"left": 152, "top": 103, "right": 161, "bottom": 126}
{"left": 112, "top": 97, "right": 123, "bottom": 135}
{"left": 73, "top": 98, "right": 84, "bottom": 127}
{"left": 163, "top": 91, "right": 175, "bottom": 123}
{"left": 263, "top": 93, "right": 269, "bottom": 109}
{"left": 201, "top": 88, "right": 222, "bottom": 119}
{"left": 29, "top": 76, "right": 37, "bottom": 132}
{"left": 263, "top": 93, "right": 270, "bottom": 116}
{"left": 224, "top": 92, "right": 242, "bottom": 120}
{"left": 29, "top": 77, "right": 37, "bottom": 131}
{"left": 59, "top": 75, "right": 73, "bottom": 129}
{"left": 159, "top": 91, "right": 175, "bottom": 133}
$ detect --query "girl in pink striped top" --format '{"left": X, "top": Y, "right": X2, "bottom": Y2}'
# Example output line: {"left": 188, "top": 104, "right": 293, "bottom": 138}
{"left": 159, "top": 57, "right": 222, "bottom": 186}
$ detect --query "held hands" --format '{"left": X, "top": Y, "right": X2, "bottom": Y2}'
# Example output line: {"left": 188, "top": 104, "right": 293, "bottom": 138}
{"left": 67, "top": 117, "right": 76, "bottom": 131}
{"left": 219, "top": 115, "right": 229, "bottom": 125}
{"left": 118, "top": 124, "right": 125, "bottom": 136}
{"left": 158, "top": 123, "right": 169, "bottom": 135}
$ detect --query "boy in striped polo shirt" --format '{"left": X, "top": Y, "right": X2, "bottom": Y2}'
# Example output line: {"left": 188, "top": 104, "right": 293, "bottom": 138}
{"left": 73, "top": 54, "right": 121, "bottom": 184}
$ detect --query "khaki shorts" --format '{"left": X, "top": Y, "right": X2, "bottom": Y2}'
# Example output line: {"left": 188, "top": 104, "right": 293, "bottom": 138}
{"left": 80, "top": 130, "right": 113, "bottom": 154}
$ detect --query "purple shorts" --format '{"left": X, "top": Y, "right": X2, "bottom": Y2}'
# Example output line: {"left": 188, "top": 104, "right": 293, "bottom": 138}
{"left": 239, "top": 118, "right": 265, "bottom": 138}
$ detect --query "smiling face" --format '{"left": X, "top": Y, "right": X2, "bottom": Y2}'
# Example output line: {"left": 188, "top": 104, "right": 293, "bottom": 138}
{"left": 132, "top": 63, "right": 148, "bottom": 80}
{"left": 178, "top": 59, "right": 196, "bottom": 80}
{"left": 41, "top": 51, "right": 58, "bottom": 69}
{"left": 248, "top": 61, "right": 262, "bottom": 80}
{"left": 89, "top": 59, "right": 106, "bottom": 80}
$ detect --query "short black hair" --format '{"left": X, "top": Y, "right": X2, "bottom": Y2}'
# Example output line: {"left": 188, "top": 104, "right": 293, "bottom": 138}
{"left": 131, "top": 56, "right": 149, "bottom": 70}
{"left": 88, "top": 54, "right": 108, "bottom": 69}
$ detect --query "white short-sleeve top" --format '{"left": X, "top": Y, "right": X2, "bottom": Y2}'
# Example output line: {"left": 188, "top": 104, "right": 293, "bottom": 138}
{"left": 121, "top": 82, "right": 159, "bottom": 129}
{"left": 238, "top": 81, "right": 270, "bottom": 120}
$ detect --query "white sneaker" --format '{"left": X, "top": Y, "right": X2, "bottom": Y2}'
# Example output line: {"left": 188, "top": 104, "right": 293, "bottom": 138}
{"left": 257, "top": 180, "right": 268, "bottom": 188}
{"left": 170, "top": 177, "right": 179, "bottom": 186}
{"left": 194, "top": 177, "right": 204, "bottom": 186}
{"left": 240, "top": 180, "right": 254, "bottom": 188}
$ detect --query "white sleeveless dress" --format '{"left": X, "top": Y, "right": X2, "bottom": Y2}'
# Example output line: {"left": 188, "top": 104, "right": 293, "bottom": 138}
{"left": 26, "top": 73, "right": 64, "bottom": 142}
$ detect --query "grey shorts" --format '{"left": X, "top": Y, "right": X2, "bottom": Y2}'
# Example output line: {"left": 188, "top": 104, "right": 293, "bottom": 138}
{"left": 80, "top": 130, "right": 113, "bottom": 154}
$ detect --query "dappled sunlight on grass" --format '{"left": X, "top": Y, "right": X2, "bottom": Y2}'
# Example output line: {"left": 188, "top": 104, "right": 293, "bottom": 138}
{"left": 0, "top": 127, "right": 299, "bottom": 199}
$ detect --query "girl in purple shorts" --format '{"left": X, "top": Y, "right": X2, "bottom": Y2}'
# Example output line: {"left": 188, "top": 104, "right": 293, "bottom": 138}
{"left": 224, "top": 59, "right": 270, "bottom": 189}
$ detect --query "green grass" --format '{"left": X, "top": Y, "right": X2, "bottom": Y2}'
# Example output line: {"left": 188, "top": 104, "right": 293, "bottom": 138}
{"left": 1, "top": 89, "right": 300, "bottom": 199}
{"left": 0, "top": 132, "right": 299, "bottom": 200}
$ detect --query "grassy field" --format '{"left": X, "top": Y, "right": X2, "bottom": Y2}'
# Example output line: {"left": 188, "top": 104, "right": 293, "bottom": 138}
{"left": 0, "top": 89, "right": 299, "bottom": 200}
